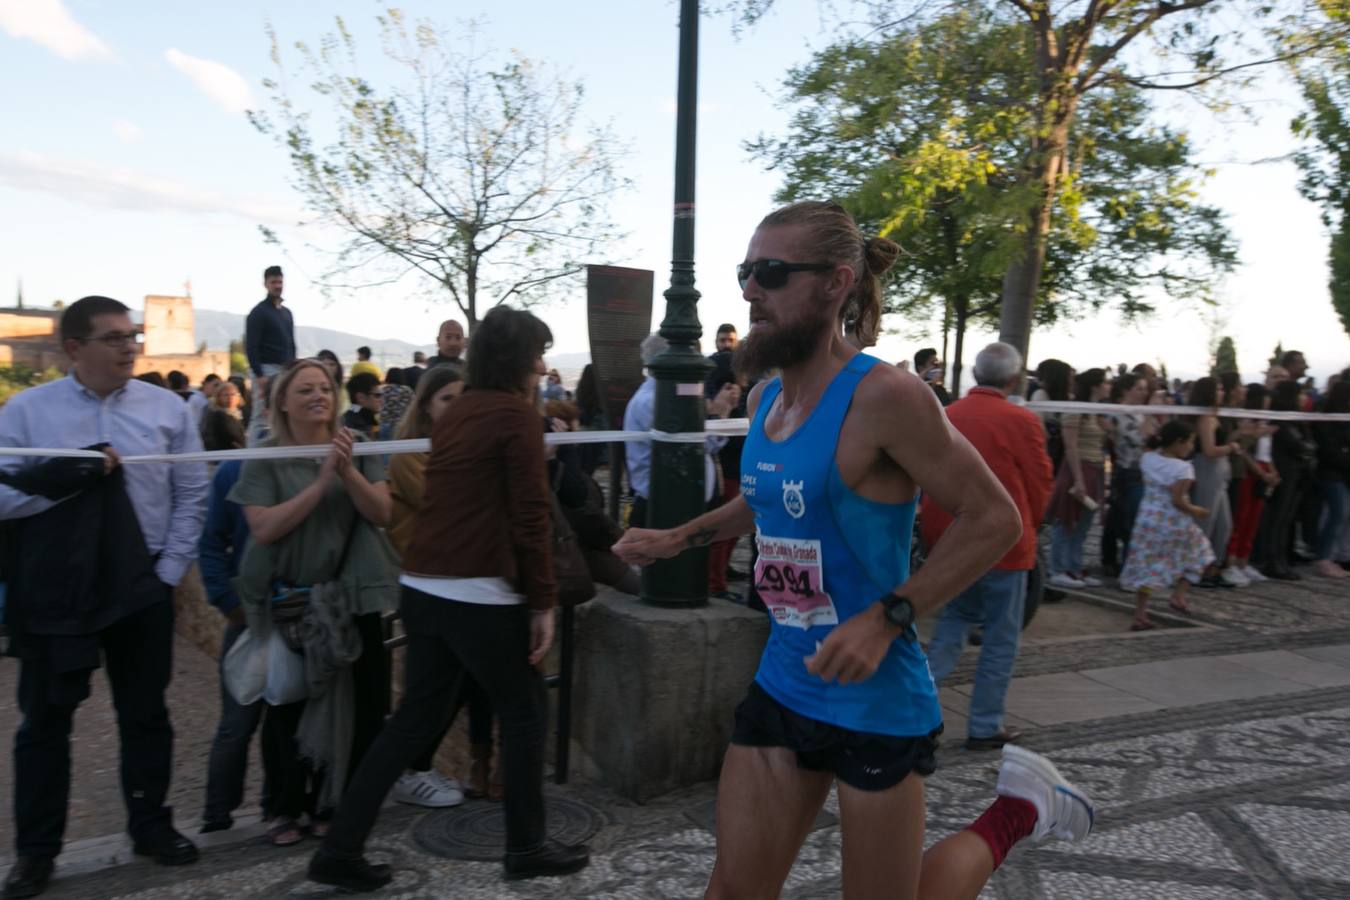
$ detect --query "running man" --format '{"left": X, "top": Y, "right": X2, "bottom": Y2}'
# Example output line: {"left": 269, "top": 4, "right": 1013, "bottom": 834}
{"left": 614, "top": 200, "right": 1093, "bottom": 900}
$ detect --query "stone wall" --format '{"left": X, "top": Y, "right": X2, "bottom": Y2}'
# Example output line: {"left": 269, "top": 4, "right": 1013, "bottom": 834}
{"left": 0, "top": 310, "right": 58, "bottom": 339}
{"left": 173, "top": 564, "right": 226, "bottom": 658}
{"left": 143, "top": 295, "right": 197, "bottom": 356}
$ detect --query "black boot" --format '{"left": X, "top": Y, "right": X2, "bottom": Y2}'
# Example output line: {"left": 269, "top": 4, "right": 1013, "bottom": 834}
{"left": 308, "top": 849, "right": 393, "bottom": 893}
{"left": 3, "top": 856, "right": 54, "bottom": 900}
{"left": 503, "top": 841, "right": 590, "bottom": 881}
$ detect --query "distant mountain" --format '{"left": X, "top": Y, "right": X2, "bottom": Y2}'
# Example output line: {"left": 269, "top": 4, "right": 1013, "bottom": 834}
{"left": 189, "top": 308, "right": 435, "bottom": 369}
{"left": 184, "top": 308, "right": 593, "bottom": 386}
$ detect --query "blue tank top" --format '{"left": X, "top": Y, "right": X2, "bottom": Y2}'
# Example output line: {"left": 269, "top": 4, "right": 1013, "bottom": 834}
{"left": 741, "top": 353, "right": 941, "bottom": 738}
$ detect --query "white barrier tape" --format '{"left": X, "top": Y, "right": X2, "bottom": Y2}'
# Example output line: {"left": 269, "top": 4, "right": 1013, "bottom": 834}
{"left": 0, "top": 399, "right": 1343, "bottom": 465}
{"left": 1025, "top": 401, "right": 1350, "bottom": 422}
{"left": 0, "top": 425, "right": 754, "bottom": 465}
{"left": 650, "top": 429, "right": 713, "bottom": 444}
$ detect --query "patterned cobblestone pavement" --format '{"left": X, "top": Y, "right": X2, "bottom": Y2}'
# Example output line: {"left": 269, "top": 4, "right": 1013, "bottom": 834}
{"left": 24, "top": 682, "right": 1350, "bottom": 899}
{"left": 5, "top": 538, "right": 1349, "bottom": 898}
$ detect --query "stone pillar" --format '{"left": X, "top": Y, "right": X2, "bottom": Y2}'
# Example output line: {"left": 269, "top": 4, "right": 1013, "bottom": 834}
{"left": 573, "top": 588, "right": 769, "bottom": 802}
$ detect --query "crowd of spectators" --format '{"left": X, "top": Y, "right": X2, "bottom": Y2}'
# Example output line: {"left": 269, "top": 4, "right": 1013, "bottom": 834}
{"left": 2, "top": 269, "right": 1344, "bottom": 897}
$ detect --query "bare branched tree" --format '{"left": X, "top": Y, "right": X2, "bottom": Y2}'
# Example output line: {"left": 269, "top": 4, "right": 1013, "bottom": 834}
{"left": 250, "top": 11, "right": 630, "bottom": 332}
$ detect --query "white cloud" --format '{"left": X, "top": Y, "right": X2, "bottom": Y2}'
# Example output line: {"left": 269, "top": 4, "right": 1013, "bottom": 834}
{"left": 0, "top": 151, "right": 298, "bottom": 227}
{"left": 0, "top": 0, "right": 114, "bottom": 61}
{"left": 112, "top": 120, "right": 142, "bottom": 143}
{"left": 164, "top": 47, "right": 254, "bottom": 114}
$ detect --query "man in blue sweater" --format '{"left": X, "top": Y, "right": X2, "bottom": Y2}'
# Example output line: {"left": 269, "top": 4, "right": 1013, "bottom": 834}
{"left": 198, "top": 461, "right": 274, "bottom": 833}
{"left": 244, "top": 266, "right": 296, "bottom": 444}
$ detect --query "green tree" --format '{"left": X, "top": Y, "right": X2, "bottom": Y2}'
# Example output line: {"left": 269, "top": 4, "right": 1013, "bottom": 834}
{"left": 229, "top": 338, "right": 249, "bottom": 376}
{"left": 735, "top": 0, "right": 1349, "bottom": 363}
{"left": 750, "top": 7, "right": 1235, "bottom": 390}
{"left": 1292, "top": 2, "right": 1350, "bottom": 337}
{"left": 1269, "top": 341, "right": 1285, "bottom": 369}
{"left": 251, "top": 11, "right": 629, "bottom": 333}
{"left": 1212, "top": 336, "right": 1238, "bottom": 375}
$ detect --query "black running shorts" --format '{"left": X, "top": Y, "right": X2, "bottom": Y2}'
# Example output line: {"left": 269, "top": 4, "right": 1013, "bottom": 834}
{"left": 730, "top": 682, "right": 941, "bottom": 792}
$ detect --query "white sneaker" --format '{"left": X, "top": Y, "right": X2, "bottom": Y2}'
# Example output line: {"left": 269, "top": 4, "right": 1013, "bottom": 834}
{"left": 1077, "top": 574, "right": 1103, "bottom": 588}
{"left": 392, "top": 771, "right": 464, "bottom": 808}
{"left": 1220, "top": 566, "right": 1250, "bottom": 587}
{"left": 1048, "top": 573, "right": 1086, "bottom": 589}
{"left": 428, "top": 771, "right": 463, "bottom": 795}
{"left": 1242, "top": 565, "right": 1267, "bottom": 583}
{"left": 996, "top": 745, "right": 1094, "bottom": 843}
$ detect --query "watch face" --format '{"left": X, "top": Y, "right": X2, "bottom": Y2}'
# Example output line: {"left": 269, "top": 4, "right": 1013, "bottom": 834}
{"left": 885, "top": 595, "right": 913, "bottom": 628}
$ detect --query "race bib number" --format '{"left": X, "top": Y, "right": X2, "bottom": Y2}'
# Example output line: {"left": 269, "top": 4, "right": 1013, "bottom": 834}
{"left": 755, "top": 534, "right": 838, "bottom": 629}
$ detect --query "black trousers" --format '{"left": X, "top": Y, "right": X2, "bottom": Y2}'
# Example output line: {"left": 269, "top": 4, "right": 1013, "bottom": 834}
{"left": 261, "top": 698, "right": 319, "bottom": 821}
{"left": 1260, "top": 469, "right": 1304, "bottom": 572}
{"left": 324, "top": 588, "right": 548, "bottom": 857}
{"left": 13, "top": 599, "right": 175, "bottom": 857}
{"left": 349, "top": 612, "right": 390, "bottom": 786}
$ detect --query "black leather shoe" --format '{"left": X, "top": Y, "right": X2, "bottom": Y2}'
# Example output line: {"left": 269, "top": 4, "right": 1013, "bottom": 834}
{"left": 198, "top": 818, "right": 231, "bottom": 835}
{"left": 503, "top": 841, "right": 590, "bottom": 881}
{"left": 725, "top": 566, "right": 749, "bottom": 581}
{"left": 308, "top": 850, "right": 392, "bottom": 893}
{"left": 132, "top": 829, "right": 199, "bottom": 866}
{"left": 965, "top": 728, "right": 1022, "bottom": 752}
{"left": 3, "top": 856, "right": 54, "bottom": 899}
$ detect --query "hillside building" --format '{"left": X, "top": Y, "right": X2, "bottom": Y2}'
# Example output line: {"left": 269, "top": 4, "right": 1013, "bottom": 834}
{"left": 0, "top": 294, "right": 228, "bottom": 384}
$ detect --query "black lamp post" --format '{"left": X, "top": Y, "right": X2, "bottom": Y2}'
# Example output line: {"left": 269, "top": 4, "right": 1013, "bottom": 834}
{"left": 641, "top": 0, "right": 711, "bottom": 608}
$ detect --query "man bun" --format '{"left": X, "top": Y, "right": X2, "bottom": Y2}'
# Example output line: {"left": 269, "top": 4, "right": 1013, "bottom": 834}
{"left": 864, "top": 236, "right": 901, "bottom": 277}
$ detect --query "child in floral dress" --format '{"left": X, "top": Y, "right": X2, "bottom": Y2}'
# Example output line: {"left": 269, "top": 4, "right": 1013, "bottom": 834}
{"left": 1121, "top": 421, "right": 1215, "bottom": 630}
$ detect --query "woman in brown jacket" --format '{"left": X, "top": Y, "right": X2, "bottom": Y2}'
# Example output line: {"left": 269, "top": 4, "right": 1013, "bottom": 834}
{"left": 385, "top": 365, "right": 503, "bottom": 806}
{"left": 310, "top": 307, "right": 588, "bottom": 892}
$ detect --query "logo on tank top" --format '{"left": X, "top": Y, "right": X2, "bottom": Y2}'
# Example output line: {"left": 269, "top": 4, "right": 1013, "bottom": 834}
{"left": 782, "top": 479, "right": 806, "bottom": 519}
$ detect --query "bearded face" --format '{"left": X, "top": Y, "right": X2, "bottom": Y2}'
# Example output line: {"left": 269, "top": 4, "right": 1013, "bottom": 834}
{"left": 734, "top": 279, "right": 835, "bottom": 381}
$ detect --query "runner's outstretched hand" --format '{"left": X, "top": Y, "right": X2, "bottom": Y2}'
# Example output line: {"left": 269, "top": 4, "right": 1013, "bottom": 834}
{"left": 612, "top": 528, "right": 681, "bottom": 567}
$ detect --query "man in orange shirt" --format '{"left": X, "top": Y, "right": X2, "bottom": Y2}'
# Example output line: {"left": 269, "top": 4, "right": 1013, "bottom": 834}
{"left": 921, "top": 342, "right": 1054, "bottom": 751}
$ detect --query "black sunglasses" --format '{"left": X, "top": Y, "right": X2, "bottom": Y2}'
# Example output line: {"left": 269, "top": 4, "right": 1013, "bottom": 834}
{"left": 736, "top": 259, "right": 833, "bottom": 291}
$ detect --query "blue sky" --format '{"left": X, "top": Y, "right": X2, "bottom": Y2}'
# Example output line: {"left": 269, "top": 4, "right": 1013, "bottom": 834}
{"left": 0, "top": 0, "right": 1346, "bottom": 381}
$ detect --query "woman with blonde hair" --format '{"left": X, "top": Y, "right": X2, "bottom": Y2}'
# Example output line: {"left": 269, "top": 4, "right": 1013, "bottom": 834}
{"left": 200, "top": 378, "right": 246, "bottom": 451}
{"left": 229, "top": 359, "right": 399, "bottom": 845}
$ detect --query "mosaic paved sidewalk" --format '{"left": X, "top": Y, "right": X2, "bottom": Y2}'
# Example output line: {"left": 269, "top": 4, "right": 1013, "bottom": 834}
{"left": 24, "top": 679, "right": 1350, "bottom": 899}
{"left": 4, "top": 543, "right": 1349, "bottom": 898}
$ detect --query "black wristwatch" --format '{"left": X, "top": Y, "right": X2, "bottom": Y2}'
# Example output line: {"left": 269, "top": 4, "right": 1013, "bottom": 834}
{"left": 881, "top": 592, "right": 917, "bottom": 639}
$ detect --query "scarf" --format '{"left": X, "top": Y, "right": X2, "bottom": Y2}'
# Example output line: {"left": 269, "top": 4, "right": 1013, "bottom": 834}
{"left": 294, "top": 579, "right": 363, "bottom": 810}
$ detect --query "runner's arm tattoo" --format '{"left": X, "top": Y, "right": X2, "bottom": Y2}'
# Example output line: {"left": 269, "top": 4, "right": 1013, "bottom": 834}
{"left": 686, "top": 525, "right": 717, "bottom": 547}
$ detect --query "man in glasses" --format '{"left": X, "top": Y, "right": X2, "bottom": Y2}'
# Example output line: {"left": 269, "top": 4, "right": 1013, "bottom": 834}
{"left": 616, "top": 201, "right": 1092, "bottom": 900}
{"left": 0, "top": 296, "right": 209, "bottom": 898}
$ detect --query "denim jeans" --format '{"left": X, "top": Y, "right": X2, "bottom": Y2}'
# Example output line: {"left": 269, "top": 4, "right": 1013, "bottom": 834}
{"left": 202, "top": 622, "right": 273, "bottom": 826}
{"left": 247, "top": 363, "right": 283, "bottom": 446}
{"left": 924, "top": 570, "right": 1027, "bottom": 740}
{"left": 324, "top": 588, "right": 548, "bottom": 857}
{"left": 1317, "top": 479, "right": 1349, "bottom": 561}
{"left": 1050, "top": 509, "right": 1096, "bottom": 576}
